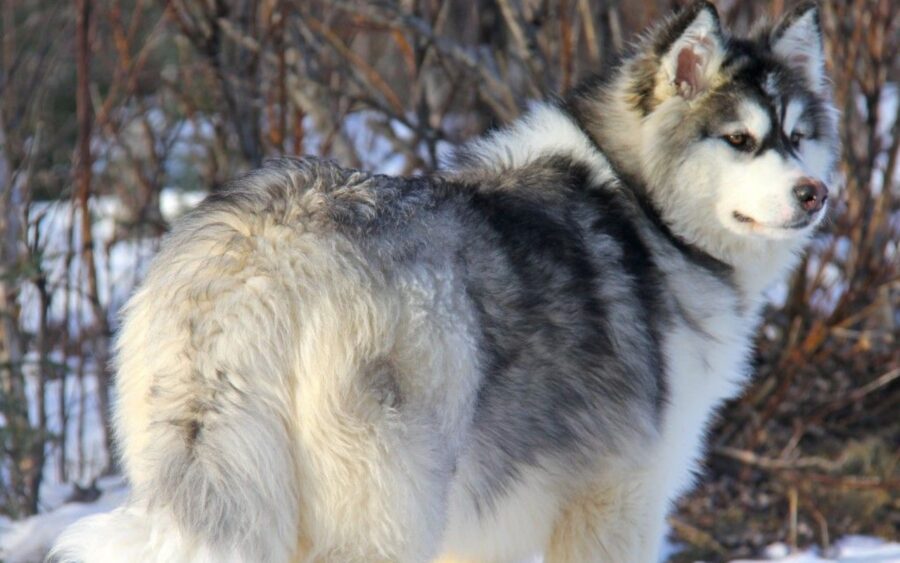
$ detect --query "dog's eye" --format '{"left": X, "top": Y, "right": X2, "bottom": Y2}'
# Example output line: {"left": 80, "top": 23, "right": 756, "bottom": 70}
{"left": 723, "top": 133, "right": 755, "bottom": 152}
{"left": 789, "top": 131, "right": 806, "bottom": 148}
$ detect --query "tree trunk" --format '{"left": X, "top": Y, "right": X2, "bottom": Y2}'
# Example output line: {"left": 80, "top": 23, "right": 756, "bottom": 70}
{"left": 0, "top": 108, "right": 34, "bottom": 517}
{"left": 76, "top": 0, "right": 114, "bottom": 470}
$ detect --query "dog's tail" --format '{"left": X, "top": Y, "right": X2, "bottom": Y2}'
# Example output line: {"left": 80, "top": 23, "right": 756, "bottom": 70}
{"left": 50, "top": 390, "right": 299, "bottom": 563}
{"left": 51, "top": 211, "right": 302, "bottom": 562}
{"left": 50, "top": 422, "right": 299, "bottom": 563}
{"left": 49, "top": 372, "right": 299, "bottom": 562}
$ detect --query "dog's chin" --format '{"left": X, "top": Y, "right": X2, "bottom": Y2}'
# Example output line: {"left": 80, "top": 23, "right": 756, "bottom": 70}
{"left": 725, "top": 210, "right": 820, "bottom": 240}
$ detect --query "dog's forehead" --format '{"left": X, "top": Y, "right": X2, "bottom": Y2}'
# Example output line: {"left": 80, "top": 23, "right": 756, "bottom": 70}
{"left": 759, "top": 69, "right": 812, "bottom": 133}
{"left": 736, "top": 99, "right": 771, "bottom": 138}
{"left": 719, "top": 57, "right": 814, "bottom": 136}
{"left": 725, "top": 43, "right": 802, "bottom": 98}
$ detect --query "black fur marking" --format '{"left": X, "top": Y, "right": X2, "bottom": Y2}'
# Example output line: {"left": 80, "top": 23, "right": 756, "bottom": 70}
{"left": 451, "top": 158, "right": 664, "bottom": 510}
{"left": 633, "top": 188, "right": 733, "bottom": 280}
{"left": 558, "top": 100, "right": 735, "bottom": 283}
{"left": 187, "top": 420, "right": 202, "bottom": 445}
{"left": 586, "top": 185, "right": 670, "bottom": 415}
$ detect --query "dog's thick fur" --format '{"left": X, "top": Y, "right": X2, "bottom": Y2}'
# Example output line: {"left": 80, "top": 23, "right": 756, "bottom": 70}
{"left": 52, "top": 2, "right": 838, "bottom": 562}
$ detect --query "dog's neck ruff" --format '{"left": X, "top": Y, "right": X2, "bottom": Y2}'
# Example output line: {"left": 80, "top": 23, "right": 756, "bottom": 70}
{"left": 452, "top": 103, "right": 618, "bottom": 187}
{"left": 455, "top": 102, "right": 803, "bottom": 308}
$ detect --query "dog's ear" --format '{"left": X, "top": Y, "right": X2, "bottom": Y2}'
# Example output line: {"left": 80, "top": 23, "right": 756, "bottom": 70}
{"left": 772, "top": 3, "right": 826, "bottom": 92}
{"left": 657, "top": 1, "right": 724, "bottom": 100}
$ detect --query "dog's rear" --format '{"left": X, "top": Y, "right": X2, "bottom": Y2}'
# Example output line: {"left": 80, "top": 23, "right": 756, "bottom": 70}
{"left": 53, "top": 171, "right": 306, "bottom": 562}
{"left": 53, "top": 160, "right": 472, "bottom": 562}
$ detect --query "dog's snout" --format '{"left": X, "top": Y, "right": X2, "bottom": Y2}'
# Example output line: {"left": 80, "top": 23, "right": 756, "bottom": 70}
{"left": 793, "top": 178, "right": 828, "bottom": 214}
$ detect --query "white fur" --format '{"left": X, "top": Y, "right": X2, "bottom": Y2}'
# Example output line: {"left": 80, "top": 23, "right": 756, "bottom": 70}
{"left": 461, "top": 102, "right": 618, "bottom": 186}
{"left": 783, "top": 99, "right": 806, "bottom": 137}
{"left": 440, "top": 463, "right": 562, "bottom": 562}
{"left": 51, "top": 504, "right": 229, "bottom": 563}
{"left": 635, "top": 252, "right": 760, "bottom": 562}
{"left": 736, "top": 100, "right": 772, "bottom": 142}
{"left": 718, "top": 150, "right": 807, "bottom": 231}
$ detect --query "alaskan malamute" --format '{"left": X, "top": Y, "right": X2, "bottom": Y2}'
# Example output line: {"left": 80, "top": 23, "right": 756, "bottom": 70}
{"left": 54, "top": 1, "right": 838, "bottom": 561}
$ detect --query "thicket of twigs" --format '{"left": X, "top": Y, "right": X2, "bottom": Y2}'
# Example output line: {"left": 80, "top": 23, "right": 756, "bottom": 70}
{"left": 0, "top": 0, "right": 896, "bottom": 557}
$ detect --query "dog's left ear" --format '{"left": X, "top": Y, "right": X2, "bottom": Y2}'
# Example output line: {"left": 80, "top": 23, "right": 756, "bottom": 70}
{"left": 659, "top": 1, "right": 725, "bottom": 100}
{"left": 772, "top": 3, "right": 826, "bottom": 92}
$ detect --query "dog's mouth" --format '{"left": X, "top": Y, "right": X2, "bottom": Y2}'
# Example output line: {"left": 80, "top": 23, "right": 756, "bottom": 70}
{"left": 732, "top": 211, "right": 755, "bottom": 224}
{"left": 732, "top": 211, "right": 811, "bottom": 230}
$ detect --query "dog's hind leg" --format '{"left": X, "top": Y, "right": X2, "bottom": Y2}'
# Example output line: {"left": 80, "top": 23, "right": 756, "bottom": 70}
{"left": 545, "top": 475, "right": 666, "bottom": 563}
{"left": 291, "top": 352, "right": 454, "bottom": 563}
{"left": 283, "top": 239, "right": 482, "bottom": 562}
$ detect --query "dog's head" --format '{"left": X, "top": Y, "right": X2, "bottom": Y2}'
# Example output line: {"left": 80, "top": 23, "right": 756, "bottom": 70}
{"left": 617, "top": 1, "right": 839, "bottom": 247}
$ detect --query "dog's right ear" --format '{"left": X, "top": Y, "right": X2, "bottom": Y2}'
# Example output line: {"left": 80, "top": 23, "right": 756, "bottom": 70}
{"left": 771, "top": 3, "right": 826, "bottom": 93}
{"left": 656, "top": 1, "right": 724, "bottom": 100}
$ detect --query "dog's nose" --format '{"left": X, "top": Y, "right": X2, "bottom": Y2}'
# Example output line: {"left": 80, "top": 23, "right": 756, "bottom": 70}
{"left": 793, "top": 178, "right": 828, "bottom": 213}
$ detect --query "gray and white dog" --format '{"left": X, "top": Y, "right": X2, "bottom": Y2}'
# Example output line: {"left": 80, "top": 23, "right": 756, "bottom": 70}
{"left": 53, "top": 2, "right": 838, "bottom": 562}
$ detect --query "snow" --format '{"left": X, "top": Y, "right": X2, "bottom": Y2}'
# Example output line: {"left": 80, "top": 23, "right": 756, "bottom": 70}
{"left": 729, "top": 537, "right": 900, "bottom": 562}
{"left": 0, "top": 476, "right": 128, "bottom": 563}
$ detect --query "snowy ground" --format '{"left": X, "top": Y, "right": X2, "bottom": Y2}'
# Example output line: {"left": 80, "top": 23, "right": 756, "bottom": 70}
{"left": 0, "top": 476, "right": 128, "bottom": 563}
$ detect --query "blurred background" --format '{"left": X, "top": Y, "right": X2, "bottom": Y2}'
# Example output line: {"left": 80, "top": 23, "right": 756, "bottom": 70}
{"left": 0, "top": 0, "right": 896, "bottom": 560}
